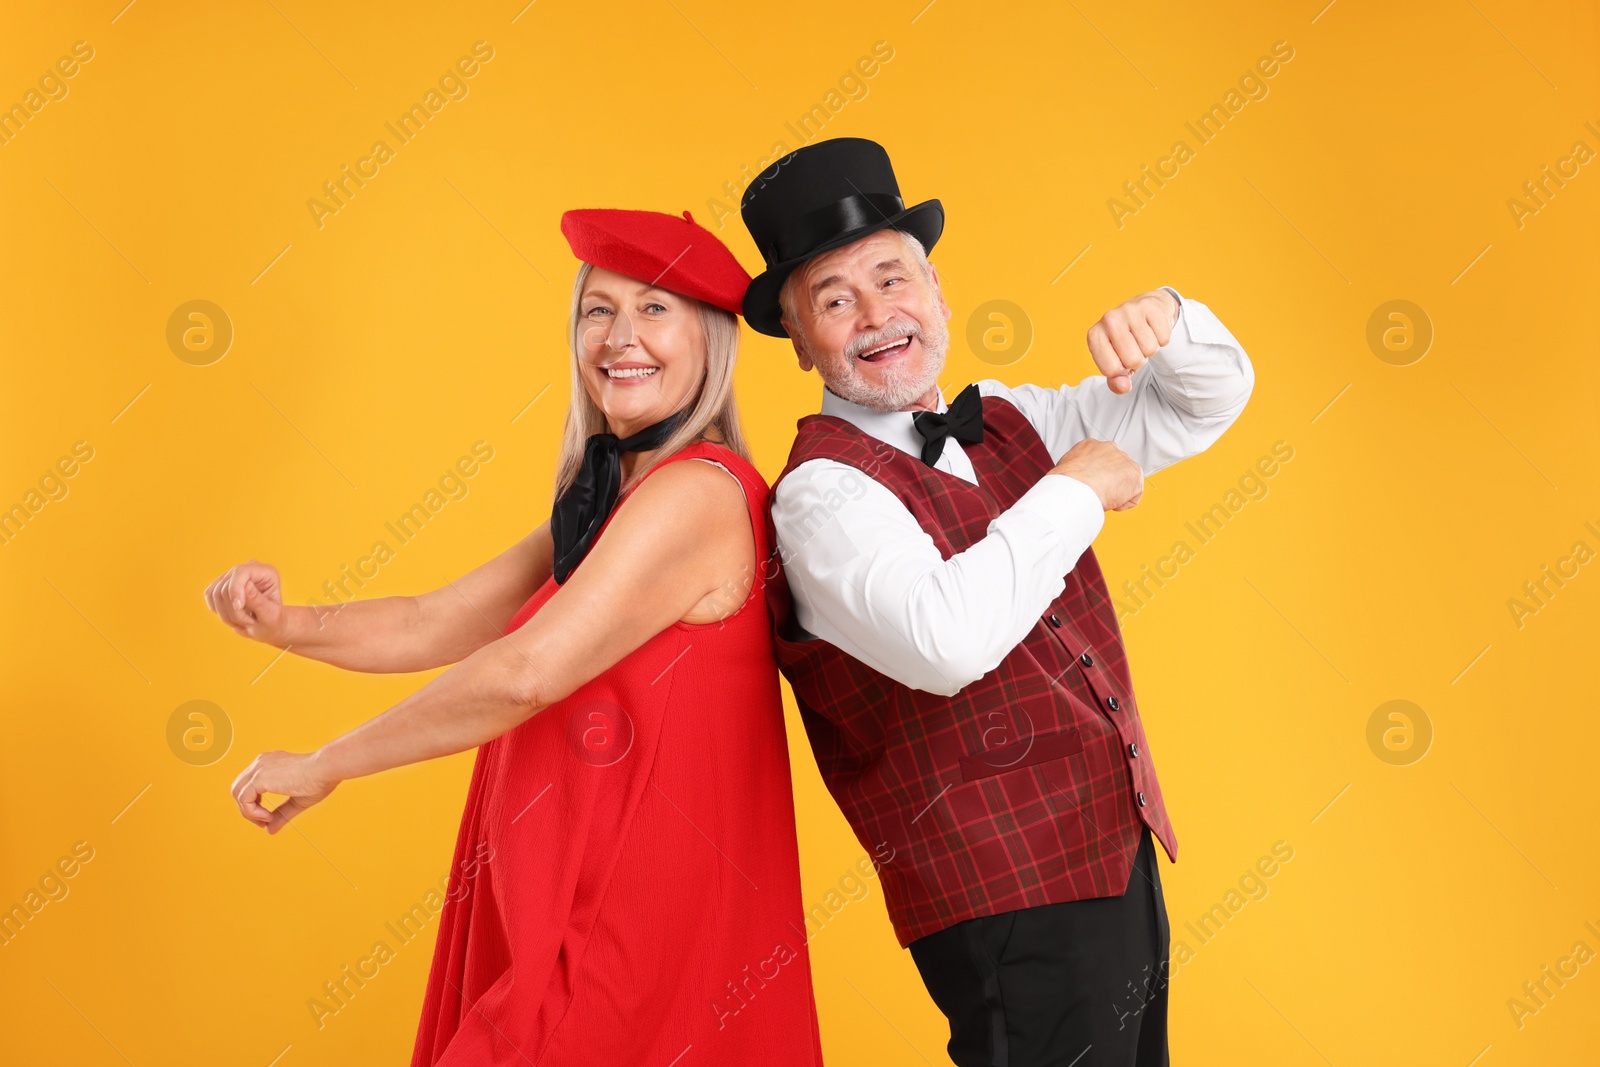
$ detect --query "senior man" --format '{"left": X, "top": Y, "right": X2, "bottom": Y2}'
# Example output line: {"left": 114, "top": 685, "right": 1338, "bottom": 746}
{"left": 742, "top": 138, "right": 1254, "bottom": 1066}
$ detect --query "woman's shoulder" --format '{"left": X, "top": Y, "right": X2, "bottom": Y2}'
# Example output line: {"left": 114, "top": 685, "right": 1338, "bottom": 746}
{"left": 606, "top": 444, "right": 768, "bottom": 564}
{"left": 653, "top": 441, "right": 768, "bottom": 495}
{"left": 623, "top": 445, "right": 751, "bottom": 518}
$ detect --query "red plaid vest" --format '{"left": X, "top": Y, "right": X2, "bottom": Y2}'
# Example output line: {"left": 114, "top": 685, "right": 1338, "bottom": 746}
{"left": 768, "top": 394, "right": 1179, "bottom": 947}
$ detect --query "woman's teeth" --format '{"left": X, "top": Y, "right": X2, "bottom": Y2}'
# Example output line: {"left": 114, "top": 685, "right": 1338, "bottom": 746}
{"left": 606, "top": 366, "right": 659, "bottom": 379}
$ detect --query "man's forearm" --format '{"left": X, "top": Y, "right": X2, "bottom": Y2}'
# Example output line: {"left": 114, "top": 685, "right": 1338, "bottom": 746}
{"left": 897, "top": 473, "right": 1104, "bottom": 692}
{"left": 1138, "top": 294, "right": 1255, "bottom": 423}
{"left": 999, "top": 292, "right": 1255, "bottom": 478}
{"left": 780, "top": 467, "right": 1105, "bottom": 696}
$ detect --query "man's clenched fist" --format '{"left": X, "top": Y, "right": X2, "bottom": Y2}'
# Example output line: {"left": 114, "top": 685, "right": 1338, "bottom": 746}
{"left": 1051, "top": 439, "right": 1144, "bottom": 512}
{"left": 1086, "top": 289, "right": 1180, "bottom": 395}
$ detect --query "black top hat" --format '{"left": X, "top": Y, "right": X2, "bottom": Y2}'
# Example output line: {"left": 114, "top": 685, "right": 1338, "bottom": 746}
{"left": 740, "top": 137, "right": 943, "bottom": 338}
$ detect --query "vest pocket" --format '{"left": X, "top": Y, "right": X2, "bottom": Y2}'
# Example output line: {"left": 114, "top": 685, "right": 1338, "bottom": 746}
{"left": 958, "top": 727, "right": 1084, "bottom": 783}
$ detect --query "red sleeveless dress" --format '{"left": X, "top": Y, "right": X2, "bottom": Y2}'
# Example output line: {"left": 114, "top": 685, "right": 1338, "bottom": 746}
{"left": 410, "top": 441, "right": 824, "bottom": 1067}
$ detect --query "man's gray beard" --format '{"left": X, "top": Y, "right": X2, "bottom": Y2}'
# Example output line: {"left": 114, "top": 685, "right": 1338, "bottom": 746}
{"left": 812, "top": 314, "right": 951, "bottom": 413}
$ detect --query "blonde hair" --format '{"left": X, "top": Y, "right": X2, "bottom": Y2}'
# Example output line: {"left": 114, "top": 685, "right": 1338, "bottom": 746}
{"left": 553, "top": 261, "right": 752, "bottom": 501}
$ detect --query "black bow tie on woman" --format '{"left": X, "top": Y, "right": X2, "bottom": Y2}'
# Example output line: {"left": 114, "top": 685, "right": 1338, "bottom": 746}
{"left": 550, "top": 409, "right": 686, "bottom": 584}
{"left": 910, "top": 383, "right": 984, "bottom": 467}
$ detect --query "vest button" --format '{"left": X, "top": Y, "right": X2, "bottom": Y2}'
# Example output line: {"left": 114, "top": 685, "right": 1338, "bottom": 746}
{"left": 1129, "top": 742, "right": 1139, "bottom": 758}
{"left": 1047, "top": 613, "right": 1062, "bottom": 628}
{"left": 1079, "top": 651, "right": 1094, "bottom": 667}
{"left": 1137, "top": 791, "right": 1147, "bottom": 807}
{"left": 1107, "top": 695, "right": 1120, "bottom": 711}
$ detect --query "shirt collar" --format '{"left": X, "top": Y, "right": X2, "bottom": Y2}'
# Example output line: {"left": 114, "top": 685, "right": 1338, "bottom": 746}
{"left": 818, "top": 384, "right": 948, "bottom": 461}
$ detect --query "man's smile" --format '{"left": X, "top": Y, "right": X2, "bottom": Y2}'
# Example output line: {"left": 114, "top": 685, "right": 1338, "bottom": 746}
{"left": 856, "top": 334, "right": 915, "bottom": 364}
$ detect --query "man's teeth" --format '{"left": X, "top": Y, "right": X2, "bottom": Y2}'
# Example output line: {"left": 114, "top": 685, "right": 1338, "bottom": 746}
{"left": 861, "top": 336, "right": 911, "bottom": 358}
{"left": 606, "top": 366, "right": 659, "bottom": 379}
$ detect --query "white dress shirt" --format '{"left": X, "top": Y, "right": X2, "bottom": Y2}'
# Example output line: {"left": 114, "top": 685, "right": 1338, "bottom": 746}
{"left": 771, "top": 288, "right": 1255, "bottom": 697}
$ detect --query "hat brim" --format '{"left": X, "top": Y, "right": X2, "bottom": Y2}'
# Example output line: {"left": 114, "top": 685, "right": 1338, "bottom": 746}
{"left": 742, "top": 199, "right": 944, "bottom": 338}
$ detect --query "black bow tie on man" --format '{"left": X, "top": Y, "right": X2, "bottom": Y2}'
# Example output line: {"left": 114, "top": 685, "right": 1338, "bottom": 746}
{"left": 910, "top": 383, "right": 984, "bottom": 467}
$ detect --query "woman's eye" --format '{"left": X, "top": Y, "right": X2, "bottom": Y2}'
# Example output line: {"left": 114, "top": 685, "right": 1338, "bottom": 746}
{"left": 586, "top": 307, "right": 611, "bottom": 318}
{"left": 644, "top": 302, "right": 667, "bottom": 314}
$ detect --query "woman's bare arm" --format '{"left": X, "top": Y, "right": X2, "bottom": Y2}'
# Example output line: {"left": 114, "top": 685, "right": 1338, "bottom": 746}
{"left": 206, "top": 523, "right": 555, "bottom": 675}
{"left": 282, "top": 522, "right": 556, "bottom": 672}
{"left": 230, "top": 460, "right": 753, "bottom": 831}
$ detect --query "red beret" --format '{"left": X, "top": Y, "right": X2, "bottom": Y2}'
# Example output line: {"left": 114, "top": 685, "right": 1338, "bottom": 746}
{"left": 559, "top": 208, "right": 752, "bottom": 316}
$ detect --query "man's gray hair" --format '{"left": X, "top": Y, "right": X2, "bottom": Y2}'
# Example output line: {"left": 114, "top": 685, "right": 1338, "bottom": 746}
{"left": 777, "top": 228, "right": 933, "bottom": 332}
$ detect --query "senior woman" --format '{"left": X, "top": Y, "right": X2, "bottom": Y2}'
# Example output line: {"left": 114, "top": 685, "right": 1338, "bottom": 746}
{"left": 205, "top": 209, "right": 824, "bottom": 1066}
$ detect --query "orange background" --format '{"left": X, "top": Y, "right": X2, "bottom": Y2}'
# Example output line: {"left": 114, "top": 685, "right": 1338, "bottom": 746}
{"left": 3, "top": 1, "right": 1598, "bottom": 1064}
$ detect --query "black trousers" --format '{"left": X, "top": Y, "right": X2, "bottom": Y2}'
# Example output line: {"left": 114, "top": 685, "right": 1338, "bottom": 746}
{"left": 908, "top": 828, "right": 1171, "bottom": 1067}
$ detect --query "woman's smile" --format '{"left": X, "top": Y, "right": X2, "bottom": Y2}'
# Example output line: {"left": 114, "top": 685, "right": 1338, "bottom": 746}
{"left": 600, "top": 360, "right": 661, "bottom": 385}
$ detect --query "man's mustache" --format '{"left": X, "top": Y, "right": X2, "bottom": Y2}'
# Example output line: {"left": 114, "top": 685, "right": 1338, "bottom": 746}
{"left": 846, "top": 319, "right": 922, "bottom": 360}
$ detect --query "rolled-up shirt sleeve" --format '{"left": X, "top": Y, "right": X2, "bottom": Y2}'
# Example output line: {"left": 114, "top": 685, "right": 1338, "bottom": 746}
{"left": 772, "top": 458, "right": 1105, "bottom": 696}
{"left": 991, "top": 288, "right": 1255, "bottom": 476}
